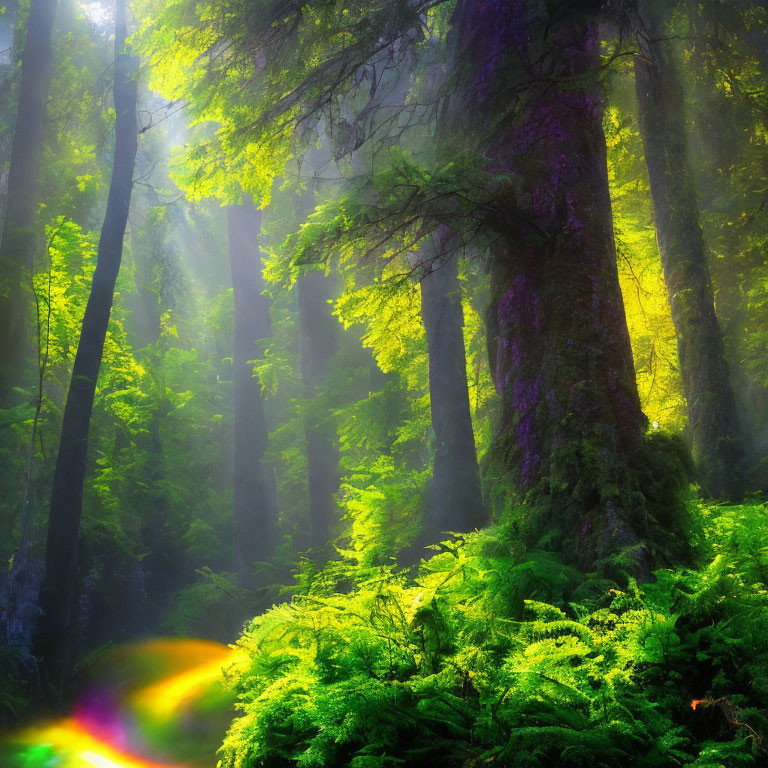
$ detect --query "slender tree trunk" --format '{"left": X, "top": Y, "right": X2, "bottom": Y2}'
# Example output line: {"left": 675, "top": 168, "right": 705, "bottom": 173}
{"left": 634, "top": 1, "right": 746, "bottom": 498}
{"left": 367, "top": 49, "right": 485, "bottom": 539}
{"left": 416, "top": 227, "right": 484, "bottom": 536}
{"left": 446, "top": 0, "right": 687, "bottom": 571}
{"left": 227, "top": 201, "right": 274, "bottom": 587}
{"left": 290, "top": 169, "right": 341, "bottom": 553}
{"left": 127, "top": 196, "right": 167, "bottom": 348}
{"left": 2, "top": 235, "right": 54, "bottom": 656}
{"left": 0, "top": 0, "right": 57, "bottom": 404}
{"left": 297, "top": 265, "right": 340, "bottom": 551}
{"left": 34, "top": 0, "right": 138, "bottom": 691}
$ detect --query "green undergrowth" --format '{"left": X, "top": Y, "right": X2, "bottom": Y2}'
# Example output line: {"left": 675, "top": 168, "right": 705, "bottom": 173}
{"left": 220, "top": 500, "right": 768, "bottom": 768}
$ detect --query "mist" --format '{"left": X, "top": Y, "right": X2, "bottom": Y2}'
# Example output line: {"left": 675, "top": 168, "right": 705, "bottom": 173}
{"left": 1, "top": 1, "right": 768, "bottom": 766}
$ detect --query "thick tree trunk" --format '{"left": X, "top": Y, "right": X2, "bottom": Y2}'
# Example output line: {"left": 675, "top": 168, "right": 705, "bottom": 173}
{"left": 227, "top": 201, "right": 275, "bottom": 586}
{"left": 416, "top": 227, "right": 485, "bottom": 536}
{"left": 447, "top": 0, "right": 685, "bottom": 570}
{"left": 297, "top": 266, "right": 340, "bottom": 551}
{"left": 0, "top": 0, "right": 57, "bottom": 403}
{"left": 634, "top": 2, "right": 746, "bottom": 498}
{"left": 34, "top": 0, "right": 138, "bottom": 690}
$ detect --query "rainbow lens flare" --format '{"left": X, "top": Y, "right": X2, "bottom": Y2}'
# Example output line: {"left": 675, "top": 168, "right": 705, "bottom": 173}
{"left": 2, "top": 639, "right": 236, "bottom": 768}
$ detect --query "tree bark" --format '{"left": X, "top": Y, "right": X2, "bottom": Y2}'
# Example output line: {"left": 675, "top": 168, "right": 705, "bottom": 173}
{"left": 446, "top": 0, "right": 686, "bottom": 571}
{"left": 416, "top": 227, "right": 485, "bottom": 537}
{"left": 0, "top": 0, "right": 57, "bottom": 404}
{"left": 227, "top": 201, "right": 275, "bottom": 586}
{"left": 297, "top": 265, "right": 340, "bottom": 551}
{"left": 634, "top": 0, "right": 746, "bottom": 498}
{"left": 35, "top": 0, "right": 138, "bottom": 690}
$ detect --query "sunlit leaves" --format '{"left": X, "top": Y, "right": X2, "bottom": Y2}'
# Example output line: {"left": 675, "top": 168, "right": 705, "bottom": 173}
{"left": 604, "top": 85, "right": 687, "bottom": 431}
{"left": 221, "top": 501, "right": 768, "bottom": 767}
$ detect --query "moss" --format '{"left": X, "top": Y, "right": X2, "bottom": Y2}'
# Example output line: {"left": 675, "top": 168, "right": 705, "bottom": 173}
{"left": 483, "top": 423, "right": 694, "bottom": 576}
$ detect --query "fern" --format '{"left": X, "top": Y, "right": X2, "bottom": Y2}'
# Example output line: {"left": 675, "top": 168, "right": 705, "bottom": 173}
{"left": 220, "top": 503, "right": 768, "bottom": 767}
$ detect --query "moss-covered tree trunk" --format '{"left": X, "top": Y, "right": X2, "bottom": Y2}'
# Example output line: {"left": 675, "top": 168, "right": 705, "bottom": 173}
{"left": 227, "top": 201, "right": 275, "bottom": 586}
{"left": 448, "top": 0, "right": 685, "bottom": 571}
{"left": 417, "top": 227, "right": 485, "bottom": 537}
{"left": 35, "top": 0, "right": 138, "bottom": 693}
{"left": 0, "top": 0, "right": 57, "bottom": 404}
{"left": 634, "top": 1, "right": 746, "bottom": 498}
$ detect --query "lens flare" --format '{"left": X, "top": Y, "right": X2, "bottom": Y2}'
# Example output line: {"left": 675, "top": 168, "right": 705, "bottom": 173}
{"left": 129, "top": 641, "right": 234, "bottom": 718}
{"left": 13, "top": 719, "right": 182, "bottom": 767}
{"left": 3, "top": 638, "right": 235, "bottom": 768}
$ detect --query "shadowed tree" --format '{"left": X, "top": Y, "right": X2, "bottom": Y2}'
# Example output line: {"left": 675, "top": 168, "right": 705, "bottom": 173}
{"left": 227, "top": 200, "right": 275, "bottom": 586}
{"left": 683, "top": 0, "right": 768, "bottom": 459}
{"left": 297, "top": 260, "right": 340, "bottom": 552}
{"left": 290, "top": 158, "right": 342, "bottom": 553}
{"left": 130, "top": 0, "right": 691, "bottom": 572}
{"left": 0, "top": 0, "right": 57, "bottom": 404}
{"left": 35, "top": 0, "right": 138, "bottom": 692}
{"left": 634, "top": 0, "right": 746, "bottom": 498}
{"left": 445, "top": 0, "right": 687, "bottom": 571}
{"left": 382, "top": 41, "right": 486, "bottom": 539}
{"left": 415, "top": 227, "right": 485, "bottom": 537}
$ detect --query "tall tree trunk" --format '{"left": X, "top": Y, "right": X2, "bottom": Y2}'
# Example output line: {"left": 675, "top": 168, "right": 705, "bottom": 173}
{"left": 227, "top": 201, "right": 275, "bottom": 587}
{"left": 447, "top": 0, "right": 686, "bottom": 571}
{"left": 297, "top": 265, "right": 340, "bottom": 551}
{"left": 291, "top": 169, "right": 341, "bottom": 553}
{"left": 416, "top": 227, "right": 485, "bottom": 536}
{"left": 634, "top": 0, "right": 746, "bottom": 498}
{"left": 684, "top": 0, "right": 768, "bottom": 466}
{"left": 0, "top": 0, "right": 57, "bottom": 404}
{"left": 34, "top": 0, "right": 138, "bottom": 691}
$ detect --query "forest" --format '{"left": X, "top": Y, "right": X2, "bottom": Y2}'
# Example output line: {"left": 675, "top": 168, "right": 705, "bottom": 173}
{"left": 1, "top": 0, "right": 768, "bottom": 765}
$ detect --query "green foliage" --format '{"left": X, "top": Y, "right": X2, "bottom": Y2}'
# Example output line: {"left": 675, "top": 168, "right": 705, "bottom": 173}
{"left": 604, "top": 82, "right": 687, "bottom": 432}
{"left": 330, "top": 251, "right": 493, "bottom": 564}
{"left": 676, "top": 1, "right": 768, "bottom": 450}
{"left": 164, "top": 568, "right": 250, "bottom": 641}
{"left": 132, "top": 0, "right": 445, "bottom": 203}
{"left": 0, "top": 649, "right": 28, "bottom": 722}
{"left": 280, "top": 149, "right": 506, "bottom": 283}
{"left": 221, "top": 501, "right": 768, "bottom": 768}
{"left": 3, "top": 0, "right": 768, "bottom": 758}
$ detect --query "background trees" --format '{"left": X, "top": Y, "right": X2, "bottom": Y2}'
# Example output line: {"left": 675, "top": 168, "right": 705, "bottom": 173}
{"left": 35, "top": 0, "right": 139, "bottom": 689}
{"left": 0, "top": 0, "right": 767, "bottom": 761}
{"left": 416, "top": 228, "right": 484, "bottom": 537}
{"left": 635, "top": 0, "right": 746, "bottom": 498}
{"left": 0, "top": 0, "right": 57, "bottom": 403}
{"left": 227, "top": 200, "right": 274, "bottom": 587}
